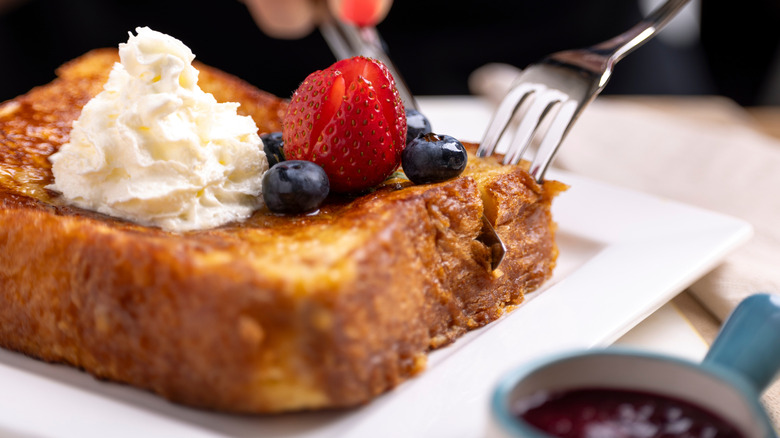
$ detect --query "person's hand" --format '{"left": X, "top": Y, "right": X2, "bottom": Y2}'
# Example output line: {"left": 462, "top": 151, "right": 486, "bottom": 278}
{"left": 243, "top": 0, "right": 325, "bottom": 39}
{"left": 243, "top": 0, "right": 392, "bottom": 39}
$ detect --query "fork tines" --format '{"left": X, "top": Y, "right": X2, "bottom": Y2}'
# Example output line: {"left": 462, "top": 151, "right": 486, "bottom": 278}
{"left": 477, "top": 69, "right": 581, "bottom": 183}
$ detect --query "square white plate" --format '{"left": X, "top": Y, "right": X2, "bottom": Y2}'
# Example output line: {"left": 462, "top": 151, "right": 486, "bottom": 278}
{"left": 0, "top": 166, "right": 751, "bottom": 438}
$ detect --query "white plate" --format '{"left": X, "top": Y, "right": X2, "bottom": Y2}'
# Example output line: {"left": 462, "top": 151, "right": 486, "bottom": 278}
{"left": 0, "top": 167, "right": 751, "bottom": 438}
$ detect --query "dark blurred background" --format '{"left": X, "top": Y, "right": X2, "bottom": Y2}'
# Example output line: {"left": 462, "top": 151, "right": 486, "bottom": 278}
{"left": 0, "top": 0, "right": 778, "bottom": 106}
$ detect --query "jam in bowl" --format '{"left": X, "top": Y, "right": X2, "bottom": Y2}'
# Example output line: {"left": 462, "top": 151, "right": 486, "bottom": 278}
{"left": 513, "top": 386, "right": 744, "bottom": 438}
{"left": 490, "top": 294, "right": 780, "bottom": 438}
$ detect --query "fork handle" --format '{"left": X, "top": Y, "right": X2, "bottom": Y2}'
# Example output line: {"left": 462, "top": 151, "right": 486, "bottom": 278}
{"left": 319, "top": 16, "right": 419, "bottom": 110}
{"left": 594, "top": 0, "right": 691, "bottom": 64}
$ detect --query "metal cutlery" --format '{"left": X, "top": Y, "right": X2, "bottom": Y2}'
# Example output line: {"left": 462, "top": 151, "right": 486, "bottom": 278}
{"left": 477, "top": 0, "right": 691, "bottom": 183}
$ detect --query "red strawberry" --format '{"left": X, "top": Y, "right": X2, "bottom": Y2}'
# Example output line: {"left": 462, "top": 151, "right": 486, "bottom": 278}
{"left": 283, "top": 56, "right": 407, "bottom": 193}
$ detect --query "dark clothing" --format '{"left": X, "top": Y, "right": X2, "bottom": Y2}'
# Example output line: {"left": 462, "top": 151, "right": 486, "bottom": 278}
{"left": 0, "top": 0, "right": 774, "bottom": 105}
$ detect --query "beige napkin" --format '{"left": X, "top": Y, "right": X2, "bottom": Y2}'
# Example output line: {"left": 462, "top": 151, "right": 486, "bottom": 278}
{"left": 470, "top": 63, "right": 780, "bottom": 427}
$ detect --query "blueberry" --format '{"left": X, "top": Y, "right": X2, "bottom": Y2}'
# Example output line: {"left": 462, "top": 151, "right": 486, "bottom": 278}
{"left": 262, "top": 160, "right": 329, "bottom": 214}
{"left": 261, "top": 132, "right": 285, "bottom": 167}
{"left": 405, "top": 108, "right": 432, "bottom": 145}
{"left": 402, "top": 133, "right": 467, "bottom": 184}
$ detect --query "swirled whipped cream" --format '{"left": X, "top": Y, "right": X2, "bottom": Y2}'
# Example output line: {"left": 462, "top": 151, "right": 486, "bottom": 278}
{"left": 48, "top": 26, "right": 267, "bottom": 232}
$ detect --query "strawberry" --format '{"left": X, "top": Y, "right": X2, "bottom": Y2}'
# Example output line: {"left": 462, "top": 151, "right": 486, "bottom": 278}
{"left": 282, "top": 56, "right": 407, "bottom": 193}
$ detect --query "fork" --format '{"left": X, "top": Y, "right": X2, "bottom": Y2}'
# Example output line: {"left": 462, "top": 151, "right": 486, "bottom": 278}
{"left": 477, "top": 0, "right": 691, "bottom": 183}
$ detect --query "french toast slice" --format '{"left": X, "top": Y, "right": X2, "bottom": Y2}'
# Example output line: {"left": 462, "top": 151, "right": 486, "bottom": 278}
{"left": 0, "top": 49, "right": 566, "bottom": 413}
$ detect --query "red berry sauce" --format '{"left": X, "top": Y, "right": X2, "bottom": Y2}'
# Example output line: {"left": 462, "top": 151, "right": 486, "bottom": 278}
{"left": 512, "top": 388, "right": 744, "bottom": 438}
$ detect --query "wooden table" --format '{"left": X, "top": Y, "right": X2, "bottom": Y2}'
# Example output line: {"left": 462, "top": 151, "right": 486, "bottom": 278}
{"left": 747, "top": 106, "right": 780, "bottom": 139}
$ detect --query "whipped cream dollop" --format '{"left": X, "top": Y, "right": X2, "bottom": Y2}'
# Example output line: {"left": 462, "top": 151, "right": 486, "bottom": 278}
{"left": 48, "top": 27, "right": 267, "bottom": 232}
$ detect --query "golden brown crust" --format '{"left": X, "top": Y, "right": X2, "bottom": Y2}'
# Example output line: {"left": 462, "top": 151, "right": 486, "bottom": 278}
{"left": 0, "top": 49, "right": 565, "bottom": 412}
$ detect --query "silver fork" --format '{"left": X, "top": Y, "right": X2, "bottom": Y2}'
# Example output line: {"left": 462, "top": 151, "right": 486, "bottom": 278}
{"left": 319, "top": 14, "right": 508, "bottom": 270}
{"left": 477, "top": 0, "right": 691, "bottom": 183}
